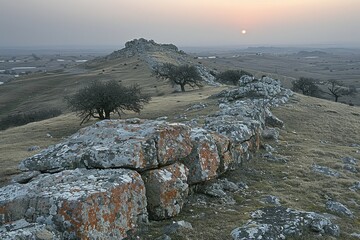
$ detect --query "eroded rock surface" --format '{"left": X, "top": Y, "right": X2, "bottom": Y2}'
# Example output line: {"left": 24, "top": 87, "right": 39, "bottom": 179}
{"left": 231, "top": 207, "right": 340, "bottom": 240}
{"left": 20, "top": 120, "right": 192, "bottom": 173}
{"left": 0, "top": 169, "right": 148, "bottom": 239}
{"left": 142, "top": 163, "right": 189, "bottom": 220}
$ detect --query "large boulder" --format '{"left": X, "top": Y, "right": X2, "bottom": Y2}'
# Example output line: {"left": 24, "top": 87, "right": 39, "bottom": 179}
{"left": 0, "top": 168, "right": 148, "bottom": 239}
{"left": 142, "top": 163, "right": 189, "bottom": 220}
{"left": 183, "top": 128, "right": 222, "bottom": 184}
{"left": 19, "top": 120, "right": 193, "bottom": 173}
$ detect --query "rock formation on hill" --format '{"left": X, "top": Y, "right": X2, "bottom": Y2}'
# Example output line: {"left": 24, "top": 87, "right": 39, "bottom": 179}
{"left": 0, "top": 76, "right": 340, "bottom": 239}
{"left": 87, "top": 38, "right": 219, "bottom": 86}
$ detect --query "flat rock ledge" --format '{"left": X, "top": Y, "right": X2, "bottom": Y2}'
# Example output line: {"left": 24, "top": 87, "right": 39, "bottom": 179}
{"left": 1, "top": 76, "right": 293, "bottom": 239}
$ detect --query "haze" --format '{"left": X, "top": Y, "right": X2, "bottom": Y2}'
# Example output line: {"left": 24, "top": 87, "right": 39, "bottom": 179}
{"left": 1, "top": 0, "right": 360, "bottom": 48}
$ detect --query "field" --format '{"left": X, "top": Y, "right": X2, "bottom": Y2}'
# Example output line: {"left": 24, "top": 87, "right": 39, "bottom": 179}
{"left": 1, "top": 46, "right": 360, "bottom": 239}
{"left": 197, "top": 48, "right": 360, "bottom": 105}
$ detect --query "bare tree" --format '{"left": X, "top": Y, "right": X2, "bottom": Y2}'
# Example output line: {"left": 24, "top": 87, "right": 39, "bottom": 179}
{"left": 325, "top": 80, "right": 355, "bottom": 102}
{"left": 66, "top": 80, "right": 150, "bottom": 124}
{"left": 154, "top": 63, "right": 202, "bottom": 92}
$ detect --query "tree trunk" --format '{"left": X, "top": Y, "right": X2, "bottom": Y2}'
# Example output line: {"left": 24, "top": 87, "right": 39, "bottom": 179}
{"left": 180, "top": 84, "right": 186, "bottom": 92}
{"left": 97, "top": 109, "right": 105, "bottom": 119}
{"left": 335, "top": 96, "right": 339, "bottom": 102}
{"left": 104, "top": 110, "right": 111, "bottom": 119}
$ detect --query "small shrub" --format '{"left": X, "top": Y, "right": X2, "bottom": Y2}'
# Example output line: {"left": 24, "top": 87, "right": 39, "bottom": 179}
{"left": 216, "top": 70, "right": 252, "bottom": 85}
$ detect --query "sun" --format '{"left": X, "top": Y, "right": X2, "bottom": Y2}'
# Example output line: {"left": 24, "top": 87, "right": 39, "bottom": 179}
{"left": 241, "top": 30, "right": 247, "bottom": 34}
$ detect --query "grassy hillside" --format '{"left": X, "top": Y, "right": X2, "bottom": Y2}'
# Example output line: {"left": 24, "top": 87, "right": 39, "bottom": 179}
{"left": 1, "top": 92, "right": 360, "bottom": 239}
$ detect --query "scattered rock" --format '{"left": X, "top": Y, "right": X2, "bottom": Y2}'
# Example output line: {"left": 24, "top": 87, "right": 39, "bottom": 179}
{"left": 351, "top": 233, "right": 360, "bottom": 239}
{"left": 263, "top": 153, "right": 287, "bottom": 163}
{"left": 349, "top": 143, "right": 360, "bottom": 148}
{"left": 261, "top": 127, "right": 279, "bottom": 140}
{"left": 350, "top": 181, "right": 360, "bottom": 191}
{"left": 326, "top": 201, "right": 353, "bottom": 217}
{"left": 344, "top": 164, "right": 358, "bottom": 173}
{"left": 265, "top": 108, "right": 284, "bottom": 128}
{"left": 218, "top": 178, "right": 239, "bottom": 192}
{"left": 261, "top": 143, "right": 275, "bottom": 152}
{"left": 27, "top": 146, "right": 40, "bottom": 152}
{"left": 312, "top": 164, "right": 340, "bottom": 177}
{"left": 231, "top": 207, "right": 340, "bottom": 240}
{"left": 262, "top": 195, "right": 281, "bottom": 205}
{"left": 197, "top": 180, "right": 236, "bottom": 205}
{"left": 342, "top": 156, "right": 358, "bottom": 165}
{"left": 237, "top": 182, "right": 249, "bottom": 190}
{"left": 185, "top": 102, "right": 208, "bottom": 111}
{"left": 163, "top": 220, "right": 193, "bottom": 235}
{"left": 155, "top": 234, "right": 172, "bottom": 240}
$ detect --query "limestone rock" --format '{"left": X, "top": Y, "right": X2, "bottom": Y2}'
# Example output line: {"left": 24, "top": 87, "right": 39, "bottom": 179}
{"left": 342, "top": 156, "right": 358, "bottom": 165}
{"left": 262, "top": 195, "right": 281, "bottom": 206}
{"left": 163, "top": 220, "right": 193, "bottom": 235}
{"left": 27, "top": 146, "right": 40, "bottom": 152}
{"left": 326, "top": 201, "right": 353, "bottom": 217}
{"left": 12, "top": 171, "right": 41, "bottom": 184}
{"left": 0, "top": 219, "right": 59, "bottom": 240}
{"left": 183, "top": 128, "right": 222, "bottom": 184}
{"left": 142, "top": 163, "right": 189, "bottom": 220}
{"left": 19, "top": 120, "right": 192, "bottom": 173}
{"left": 261, "top": 128, "right": 279, "bottom": 140}
{"left": 231, "top": 207, "right": 339, "bottom": 240}
{"left": 265, "top": 108, "right": 284, "bottom": 128}
{"left": 312, "top": 164, "right": 340, "bottom": 177}
{"left": 0, "top": 168, "right": 148, "bottom": 239}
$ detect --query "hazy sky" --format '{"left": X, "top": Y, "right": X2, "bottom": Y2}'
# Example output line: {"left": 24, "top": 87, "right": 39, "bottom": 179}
{"left": 1, "top": 0, "right": 360, "bottom": 48}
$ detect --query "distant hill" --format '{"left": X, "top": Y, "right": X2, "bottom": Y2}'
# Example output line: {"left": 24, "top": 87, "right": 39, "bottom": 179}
{"left": 0, "top": 39, "right": 218, "bottom": 121}
{"left": 296, "top": 50, "right": 329, "bottom": 57}
{"left": 86, "top": 38, "right": 190, "bottom": 70}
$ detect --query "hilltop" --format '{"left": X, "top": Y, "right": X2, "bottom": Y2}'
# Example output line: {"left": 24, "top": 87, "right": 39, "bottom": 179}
{"left": 0, "top": 39, "right": 218, "bottom": 121}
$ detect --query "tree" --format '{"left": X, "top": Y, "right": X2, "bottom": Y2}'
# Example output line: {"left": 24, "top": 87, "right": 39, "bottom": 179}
{"left": 154, "top": 63, "right": 202, "bottom": 92}
{"left": 324, "top": 80, "right": 355, "bottom": 102}
{"left": 291, "top": 77, "right": 321, "bottom": 97}
{"left": 66, "top": 80, "right": 150, "bottom": 124}
{"left": 216, "top": 70, "right": 252, "bottom": 85}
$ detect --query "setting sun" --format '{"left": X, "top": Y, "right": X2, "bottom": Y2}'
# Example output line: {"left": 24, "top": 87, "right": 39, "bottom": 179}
{"left": 242, "top": 30, "right": 247, "bottom": 34}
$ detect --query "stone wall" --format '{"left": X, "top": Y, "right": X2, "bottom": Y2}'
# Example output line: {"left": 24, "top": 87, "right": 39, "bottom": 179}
{"left": 0, "top": 76, "right": 293, "bottom": 239}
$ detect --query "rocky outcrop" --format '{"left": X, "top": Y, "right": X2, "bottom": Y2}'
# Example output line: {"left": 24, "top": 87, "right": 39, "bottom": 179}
{"left": 19, "top": 120, "right": 192, "bottom": 173}
{"left": 213, "top": 75, "right": 293, "bottom": 106}
{"left": 0, "top": 168, "right": 148, "bottom": 239}
{"left": 0, "top": 76, "right": 293, "bottom": 238}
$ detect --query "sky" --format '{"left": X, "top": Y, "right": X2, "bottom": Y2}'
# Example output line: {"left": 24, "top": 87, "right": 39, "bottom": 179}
{"left": 1, "top": 0, "right": 360, "bottom": 48}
